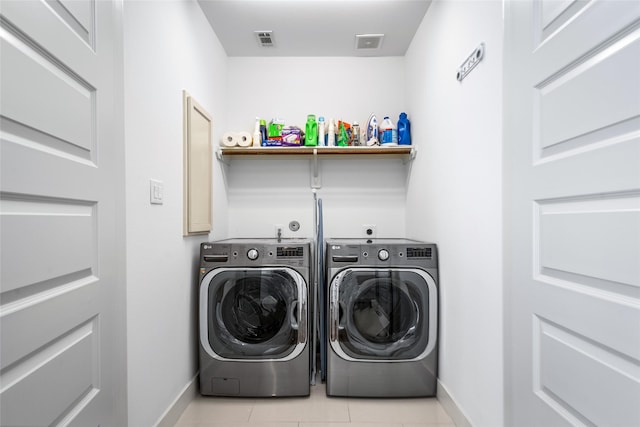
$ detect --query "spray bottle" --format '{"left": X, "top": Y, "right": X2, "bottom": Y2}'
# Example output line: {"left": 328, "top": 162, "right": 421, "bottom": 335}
{"left": 253, "top": 117, "right": 261, "bottom": 147}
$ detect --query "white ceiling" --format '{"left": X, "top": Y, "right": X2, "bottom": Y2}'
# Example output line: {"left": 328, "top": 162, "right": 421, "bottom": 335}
{"left": 197, "top": 0, "right": 432, "bottom": 57}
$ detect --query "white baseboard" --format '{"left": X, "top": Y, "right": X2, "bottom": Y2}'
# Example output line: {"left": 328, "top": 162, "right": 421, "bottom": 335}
{"left": 437, "top": 379, "right": 472, "bottom": 427}
{"left": 154, "top": 374, "right": 198, "bottom": 427}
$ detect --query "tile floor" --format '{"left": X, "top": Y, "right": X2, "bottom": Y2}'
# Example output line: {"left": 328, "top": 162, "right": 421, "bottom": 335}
{"left": 174, "top": 382, "right": 456, "bottom": 427}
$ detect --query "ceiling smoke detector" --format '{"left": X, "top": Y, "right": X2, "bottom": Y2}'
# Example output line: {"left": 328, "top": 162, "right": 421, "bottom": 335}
{"left": 355, "top": 34, "right": 384, "bottom": 50}
{"left": 255, "top": 30, "right": 275, "bottom": 47}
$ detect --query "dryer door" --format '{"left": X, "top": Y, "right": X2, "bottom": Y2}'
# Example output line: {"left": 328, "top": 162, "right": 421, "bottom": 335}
{"left": 329, "top": 268, "right": 437, "bottom": 361}
{"left": 200, "top": 267, "right": 307, "bottom": 361}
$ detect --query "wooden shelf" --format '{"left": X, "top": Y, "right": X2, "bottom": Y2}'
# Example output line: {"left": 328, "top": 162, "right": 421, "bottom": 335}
{"left": 216, "top": 145, "right": 416, "bottom": 189}
{"left": 218, "top": 146, "right": 414, "bottom": 157}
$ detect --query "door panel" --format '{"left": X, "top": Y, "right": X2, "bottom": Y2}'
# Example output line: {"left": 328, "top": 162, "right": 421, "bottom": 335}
{"left": 536, "top": 32, "right": 639, "bottom": 154}
{"left": 534, "top": 316, "right": 639, "bottom": 426}
{"left": 1, "top": 281, "right": 98, "bottom": 370}
{"left": 1, "top": 319, "right": 99, "bottom": 427}
{"left": 537, "top": 194, "right": 640, "bottom": 288}
{"left": 50, "top": 0, "right": 95, "bottom": 47}
{"left": 505, "top": 0, "right": 640, "bottom": 425}
{"left": 533, "top": 0, "right": 640, "bottom": 164}
{"left": 0, "top": 25, "right": 95, "bottom": 152}
{"left": 0, "top": 0, "right": 125, "bottom": 425}
{"left": 1, "top": 197, "right": 95, "bottom": 293}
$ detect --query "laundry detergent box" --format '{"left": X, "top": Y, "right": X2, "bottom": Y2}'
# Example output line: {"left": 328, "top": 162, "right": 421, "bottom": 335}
{"left": 281, "top": 126, "right": 302, "bottom": 146}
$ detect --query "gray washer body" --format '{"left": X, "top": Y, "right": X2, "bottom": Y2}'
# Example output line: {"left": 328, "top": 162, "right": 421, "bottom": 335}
{"left": 325, "top": 238, "right": 438, "bottom": 397}
{"left": 199, "top": 238, "right": 312, "bottom": 397}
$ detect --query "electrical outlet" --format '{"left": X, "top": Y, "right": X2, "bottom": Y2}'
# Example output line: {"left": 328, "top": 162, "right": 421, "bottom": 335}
{"left": 362, "top": 224, "right": 377, "bottom": 238}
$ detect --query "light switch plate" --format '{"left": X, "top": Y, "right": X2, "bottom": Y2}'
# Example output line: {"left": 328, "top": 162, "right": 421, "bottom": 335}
{"left": 150, "top": 179, "right": 163, "bottom": 205}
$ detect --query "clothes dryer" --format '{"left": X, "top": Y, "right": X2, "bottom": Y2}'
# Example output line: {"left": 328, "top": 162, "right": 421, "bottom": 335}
{"left": 325, "top": 239, "right": 438, "bottom": 397}
{"left": 199, "top": 239, "right": 312, "bottom": 397}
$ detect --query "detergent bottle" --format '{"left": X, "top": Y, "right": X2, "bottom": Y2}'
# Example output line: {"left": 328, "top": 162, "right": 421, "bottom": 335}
{"left": 380, "top": 116, "right": 396, "bottom": 145}
{"left": 305, "top": 114, "right": 318, "bottom": 146}
{"left": 397, "top": 112, "right": 411, "bottom": 145}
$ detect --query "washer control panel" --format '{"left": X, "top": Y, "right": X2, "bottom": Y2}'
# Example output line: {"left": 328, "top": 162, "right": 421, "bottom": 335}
{"left": 200, "top": 240, "right": 310, "bottom": 268}
{"left": 247, "top": 248, "right": 259, "bottom": 260}
{"left": 327, "top": 239, "right": 437, "bottom": 267}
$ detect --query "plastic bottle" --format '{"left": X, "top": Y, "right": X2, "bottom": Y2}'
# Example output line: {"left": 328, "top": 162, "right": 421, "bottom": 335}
{"left": 327, "top": 118, "right": 335, "bottom": 146}
{"left": 318, "top": 116, "right": 326, "bottom": 146}
{"left": 253, "top": 117, "right": 262, "bottom": 147}
{"left": 352, "top": 121, "right": 360, "bottom": 146}
{"left": 380, "top": 116, "right": 396, "bottom": 145}
{"left": 397, "top": 112, "right": 411, "bottom": 146}
{"left": 259, "top": 119, "right": 268, "bottom": 146}
{"left": 305, "top": 114, "right": 318, "bottom": 146}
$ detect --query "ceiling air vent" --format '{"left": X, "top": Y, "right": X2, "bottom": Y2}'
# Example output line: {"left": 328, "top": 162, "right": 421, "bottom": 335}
{"left": 355, "top": 34, "right": 384, "bottom": 50}
{"left": 255, "top": 30, "right": 275, "bottom": 47}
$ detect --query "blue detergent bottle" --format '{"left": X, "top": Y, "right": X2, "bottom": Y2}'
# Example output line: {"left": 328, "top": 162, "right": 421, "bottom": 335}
{"left": 397, "top": 112, "right": 411, "bottom": 145}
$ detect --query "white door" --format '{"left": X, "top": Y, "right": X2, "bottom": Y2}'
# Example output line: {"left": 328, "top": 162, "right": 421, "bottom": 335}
{"left": 504, "top": 0, "right": 640, "bottom": 425}
{"left": 0, "top": 1, "right": 126, "bottom": 426}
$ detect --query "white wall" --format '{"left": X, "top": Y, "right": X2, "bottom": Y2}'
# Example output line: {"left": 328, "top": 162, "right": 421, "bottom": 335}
{"left": 122, "top": 1, "right": 228, "bottom": 425}
{"left": 405, "top": 1, "right": 504, "bottom": 426}
{"left": 121, "top": 2, "right": 505, "bottom": 423}
{"left": 225, "top": 57, "right": 408, "bottom": 240}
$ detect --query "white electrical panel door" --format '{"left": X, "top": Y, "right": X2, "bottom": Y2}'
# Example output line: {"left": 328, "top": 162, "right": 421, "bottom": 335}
{"left": 183, "top": 92, "right": 212, "bottom": 235}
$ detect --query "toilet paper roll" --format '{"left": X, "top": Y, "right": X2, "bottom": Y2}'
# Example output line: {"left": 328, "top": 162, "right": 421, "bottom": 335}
{"left": 237, "top": 131, "right": 252, "bottom": 147}
{"left": 221, "top": 132, "right": 238, "bottom": 147}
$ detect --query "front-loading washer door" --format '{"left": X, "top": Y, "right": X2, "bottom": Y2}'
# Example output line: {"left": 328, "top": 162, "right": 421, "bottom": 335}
{"left": 200, "top": 267, "right": 307, "bottom": 361}
{"left": 329, "top": 268, "right": 437, "bottom": 361}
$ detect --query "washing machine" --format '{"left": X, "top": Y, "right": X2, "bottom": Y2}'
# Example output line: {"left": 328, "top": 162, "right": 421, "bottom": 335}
{"left": 325, "top": 239, "right": 438, "bottom": 397}
{"left": 199, "top": 238, "right": 312, "bottom": 397}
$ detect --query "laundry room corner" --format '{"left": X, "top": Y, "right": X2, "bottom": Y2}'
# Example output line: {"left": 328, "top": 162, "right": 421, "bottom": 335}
{"left": 404, "top": 1, "right": 505, "bottom": 426}
{"left": 122, "top": 1, "right": 229, "bottom": 426}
